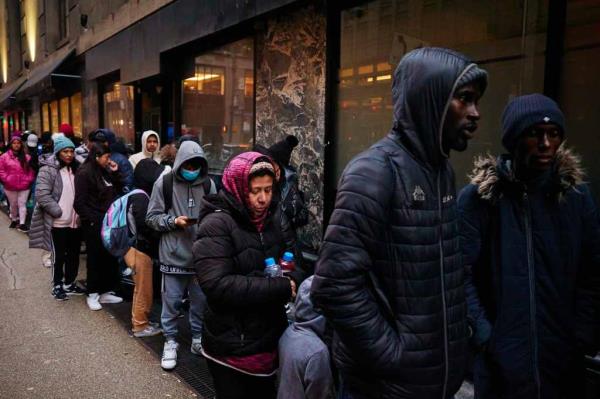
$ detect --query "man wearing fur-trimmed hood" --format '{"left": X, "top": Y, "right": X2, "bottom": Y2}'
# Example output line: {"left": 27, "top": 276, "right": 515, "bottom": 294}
{"left": 458, "top": 94, "right": 600, "bottom": 399}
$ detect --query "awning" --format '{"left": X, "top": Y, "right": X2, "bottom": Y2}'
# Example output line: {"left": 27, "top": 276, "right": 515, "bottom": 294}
{"left": 16, "top": 45, "right": 77, "bottom": 99}
{"left": 0, "top": 75, "right": 27, "bottom": 110}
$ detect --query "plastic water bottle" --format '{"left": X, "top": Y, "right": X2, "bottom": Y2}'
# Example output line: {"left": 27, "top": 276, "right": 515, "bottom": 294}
{"left": 279, "top": 252, "right": 295, "bottom": 274}
{"left": 264, "top": 257, "right": 282, "bottom": 278}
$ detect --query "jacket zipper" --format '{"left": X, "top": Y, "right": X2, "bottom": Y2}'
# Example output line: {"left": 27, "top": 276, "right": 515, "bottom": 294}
{"left": 522, "top": 192, "right": 541, "bottom": 399}
{"left": 437, "top": 172, "right": 449, "bottom": 399}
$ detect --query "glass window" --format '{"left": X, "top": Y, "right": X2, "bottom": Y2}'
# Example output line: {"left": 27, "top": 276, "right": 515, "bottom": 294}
{"left": 50, "top": 100, "right": 59, "bottom": 133}
{"left": 335, "top": 0, "right": 548, "bottom": 185}
{"left": 42, "top": 102, "right": 50, "bottom": 132}
{"left": 59, "top": 97, "right": 70, "bottom": 125}
{"left": 103, "top": 82, "right": 135, "bottom": 146}
{"left": 70, "top": 92, "right": 82, "bottom": 137}
{"left": 181, "top": 38, "right": 254, "bottom": 173}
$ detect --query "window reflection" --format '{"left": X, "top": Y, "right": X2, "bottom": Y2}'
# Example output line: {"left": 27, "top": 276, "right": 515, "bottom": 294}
{"left": 103, "top": 82, "right": 135, "bottom": 146}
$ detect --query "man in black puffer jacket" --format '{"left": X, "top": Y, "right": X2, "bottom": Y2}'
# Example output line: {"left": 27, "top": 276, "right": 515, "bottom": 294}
{"left": 311, "top": 47, "right": 487, "bottom": 399}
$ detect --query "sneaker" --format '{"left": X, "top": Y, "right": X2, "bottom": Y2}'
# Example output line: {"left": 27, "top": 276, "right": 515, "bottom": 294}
{"left": 17, "top": 224, "right": 29, "bottom": 233}
{"left": 8, "top": 221, "right": 17, "bottom": 229}
{"left": 42, "top": 255, "right": 52, "bottom": 268}
{"left": 133, "top": 325, "right": 163, "bottom": 338}
{"left": 122, "top": 267, "right": 134, "bottom": 277}
{"left": 161, "top": 340, "right": 178, "bottom": 370}
{"left": 191, "top": 337, "right": 203, "bottom": 355}
{"left": 99, "top": 292, "right": 123, "bottom": 304}
{"left": 86, "top": 293, "right": 102, "bottom": 311}
{"left": 63, "top": 282, "right": 86, "bottom": 296}
{"left": 52, "top": 285, "right": 69, "bottom": 301}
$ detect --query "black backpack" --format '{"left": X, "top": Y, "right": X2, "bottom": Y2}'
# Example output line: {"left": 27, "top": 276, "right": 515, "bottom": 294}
{"left": 162, "top": 172, "right": 215, "bottom": 212}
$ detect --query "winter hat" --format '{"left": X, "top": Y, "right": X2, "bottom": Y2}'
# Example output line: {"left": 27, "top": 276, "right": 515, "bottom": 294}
{"left": 59, "top": 123, "right": 74, "bottom": 138}
{"left": 10, "top": 131, "right": 22, "bottom": 143}
{"left": 456, "top": 64, "right": 488, "bottom": 95}
{"left": 134, "top": 158, "right": 165, "bottom": 195}
{"left": 52, "top": 132, "right": 65, "bottom": 141}
{"left": 53, "top": 135, "right": 75, "bottom": 154}
{"left": 27, "top": 134, "right": 38, "bottom": 148}
{"left": 501, "top": 94, "right": 565, "bottom": 153}
{"left": 265, "top": 135, "right": 299, "bottom": 167}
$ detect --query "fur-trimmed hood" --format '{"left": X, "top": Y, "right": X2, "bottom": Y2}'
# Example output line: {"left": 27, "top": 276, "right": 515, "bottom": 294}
{"left": 469, "top": 144, "right": 585, "bottom": 202}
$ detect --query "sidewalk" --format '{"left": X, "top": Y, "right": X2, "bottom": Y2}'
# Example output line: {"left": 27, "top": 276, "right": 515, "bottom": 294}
{"left": 0, "top": 212, "right": 198, "bottom": 399}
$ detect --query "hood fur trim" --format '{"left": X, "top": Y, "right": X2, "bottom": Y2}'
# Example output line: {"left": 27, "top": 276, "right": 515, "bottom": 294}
{"left": 469, "top": 144, "right": 585, "bottom": 201}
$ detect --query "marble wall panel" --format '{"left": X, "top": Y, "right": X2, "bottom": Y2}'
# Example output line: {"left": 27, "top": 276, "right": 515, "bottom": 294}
{"left": 255, "top": 5, "right": 326, "bottom": 251}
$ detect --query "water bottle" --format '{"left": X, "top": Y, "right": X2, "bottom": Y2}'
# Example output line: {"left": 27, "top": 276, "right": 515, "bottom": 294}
{"left": 264, "top": 257, "right": 282, "bottom": 278}
{"left": 280, "top": 251, "right": 295, "bottom": 274}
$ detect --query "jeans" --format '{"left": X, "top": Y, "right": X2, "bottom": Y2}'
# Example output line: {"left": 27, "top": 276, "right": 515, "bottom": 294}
{"left": 161, "top": 273, "right": 206, "bottom": 340}
{"left": 124, "top": 247, "right": 154, "bottom": 332}
{"left": 5, "top": 189, "right": 30, "bottom": 224}
{"left": 51, "top": 227, "right": 81, "bottom": 286}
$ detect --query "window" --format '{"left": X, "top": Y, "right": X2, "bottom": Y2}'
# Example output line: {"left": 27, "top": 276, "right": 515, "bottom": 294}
{"left": 181, "top": 38, "right": 254, "bottom": 173}
{"left": 59, "top": 97, "right": 69, "bottom": 125}
{"left": 50, "top": 100, "right": 59, "bottom": 133}
{"left": 41, "top": 102, "right": 50, "bottom": 132}
{"left": 70, "top": 93, "right": 82, "bottom": 137}
{"left": 103, "top": 82, "right": 135, "bottom": 146}
{"left": 334, "top": 0, "right": 548, "bottom": 185}
{"left": 58, "top": 0, "right": 68, "bottom": 41}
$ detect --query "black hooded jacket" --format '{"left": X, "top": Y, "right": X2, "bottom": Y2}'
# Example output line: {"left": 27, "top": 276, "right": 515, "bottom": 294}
{"left": 311, "top": 48, "right": 484, "bottom": 399}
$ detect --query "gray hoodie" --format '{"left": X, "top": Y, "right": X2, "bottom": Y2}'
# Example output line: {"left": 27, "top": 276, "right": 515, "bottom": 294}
{"left": 278, "top": 276, "right": 333, "bottom": 399}
{"left": 145, "top": 141, "right": 215, "bottom": 274}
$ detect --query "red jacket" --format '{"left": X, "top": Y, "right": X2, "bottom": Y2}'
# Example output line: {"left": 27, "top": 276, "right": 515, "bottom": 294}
{"left": 0, "top": 151, "right": 35, "bottom": 191}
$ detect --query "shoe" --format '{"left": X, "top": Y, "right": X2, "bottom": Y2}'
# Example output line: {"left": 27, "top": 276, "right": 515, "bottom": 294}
{"left": 191, "top": 337, "right": 203, "bottom": 355}
{"left": 149, "top": 321, "right": 160, "bottom": 328}
{"left": 17, "top": 224, "right": 29, "bottom": 233}
{"left": 52, "top": 285, "right": 69, "bottom": 301}
{"left": 63, "top": 282, "right": 86, "bottom": 296}
{"left": 122, "top": 267, "right": 134, "bottom": 277}
{"left": 161, "top": 340, "right": 178, "bottom": 370}
{"left": 42, "top": 256, "right": 52, "bottom": 268}
{"left": 86, "top": 293, "right": 102, "bottom": 311}
{"left": 99, "top": 292, "right": 123, "bottom": 304}
{"left": 8, "top": 221, "right": 17, "bottom": 229}
{"left": 133, "top": 325, "right": 163, "bottom": 338}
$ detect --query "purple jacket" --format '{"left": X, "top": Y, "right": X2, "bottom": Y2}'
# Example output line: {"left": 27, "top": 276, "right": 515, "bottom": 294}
{"left": 0, "top": 151, "right": 35, "bottom": 191}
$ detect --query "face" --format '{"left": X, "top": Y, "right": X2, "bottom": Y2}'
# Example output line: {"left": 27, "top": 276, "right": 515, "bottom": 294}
{"left": 59, "top": 148, "right": 74, "bottom": 164}
{"left": 96, "top": 153, "right": 111, "bottom": 168}
{"left": 442, "top": 83, "right": 482, "bottom": 154}
{"left": 146, "top": 135, "right": 159, "bottom": 153}
{"left": 181, "top": 160, "right": 200, "bottom": 172}
{"left": 10, "top": 140, "right": 22, "bottom": 152}
{"left": 273, "top": 162, "right": 281, "bottom": 181}
{"left": 515, "top": 123, "right": 562, "bottom": 172}
{"left": 248, "top": 175, "right": 273, "bottom": 214}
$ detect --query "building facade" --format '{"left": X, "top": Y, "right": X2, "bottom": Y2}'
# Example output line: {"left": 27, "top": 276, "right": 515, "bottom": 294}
{"left": 1, "top": 0, "right": 600, "bottom": 253}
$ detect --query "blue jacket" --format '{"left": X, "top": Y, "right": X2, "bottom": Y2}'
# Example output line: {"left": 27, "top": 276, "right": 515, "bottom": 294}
{"left": 458, "top": 148, "right": 600, "bottom": 399}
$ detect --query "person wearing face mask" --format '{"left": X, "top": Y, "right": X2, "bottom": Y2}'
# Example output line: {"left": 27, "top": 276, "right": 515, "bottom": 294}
{"left": 146, "top": 140, "right": 216, "bottom": 370}
{"left": 30, "top": 136, "right": 86, "bottom": 300}
{"left": 74, "top": 142, "right": 125, "bottom": 311}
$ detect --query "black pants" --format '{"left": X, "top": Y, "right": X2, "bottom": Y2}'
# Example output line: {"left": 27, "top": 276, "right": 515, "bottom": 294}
{"left": 51, "top": 227, "right": 82, "bottom": 286}
{"left": 83, "top": 222, "right": 120, "bottom": 294}
{"left": 206, "top": 359, "right": 276, "bottom": 399}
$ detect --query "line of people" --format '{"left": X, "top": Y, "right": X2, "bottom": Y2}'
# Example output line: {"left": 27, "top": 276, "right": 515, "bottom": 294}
{"left": 8, "top": 46, "right": 599, "bottom": 399}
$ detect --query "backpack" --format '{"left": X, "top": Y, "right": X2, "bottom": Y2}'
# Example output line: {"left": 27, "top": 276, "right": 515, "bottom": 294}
{"left": 162, "top": 172, "right": 215, "bottom": 212}
{"left": 101, "top": 189, "right": 148, "bottom": 257}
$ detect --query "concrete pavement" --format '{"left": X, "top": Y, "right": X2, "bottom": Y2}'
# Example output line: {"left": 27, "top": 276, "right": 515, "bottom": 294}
{"left": 0, "top": 212, "right": 197, "bottom": 399}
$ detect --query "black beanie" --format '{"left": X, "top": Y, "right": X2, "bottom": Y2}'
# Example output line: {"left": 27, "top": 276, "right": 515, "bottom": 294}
{"left": 501, "top": 94, "right": 565, "bottom": 153}
{"left": 134, "top": 158, "right": 165, "bottom": 195}
{"left": 265, "top": 135, "right": 299, "bottom": 167}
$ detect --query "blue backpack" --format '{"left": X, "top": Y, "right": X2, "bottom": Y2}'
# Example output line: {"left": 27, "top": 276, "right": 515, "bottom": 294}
{"left": 101, "top": 189, "right": 148, "bottom": 257}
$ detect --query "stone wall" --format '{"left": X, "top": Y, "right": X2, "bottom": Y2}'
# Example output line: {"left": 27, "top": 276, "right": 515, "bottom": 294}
{"left": 255, "top": 5, "right": 326, "bottom": 251}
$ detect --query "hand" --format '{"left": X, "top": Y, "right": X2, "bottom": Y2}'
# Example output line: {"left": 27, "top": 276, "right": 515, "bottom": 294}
{"left": 289, "top": 278, "right": 297, "bottom": 300}
{"left": 174, "top": 216, "right": 190, "bottom": 228}
{"left": 107, "top": 160, "right": 118, "bottom": 172}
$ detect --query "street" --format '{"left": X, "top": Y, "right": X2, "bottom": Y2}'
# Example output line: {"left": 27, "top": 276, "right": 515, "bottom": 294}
{"left": 0, "top": 211, "right": 197, "bottom": 399}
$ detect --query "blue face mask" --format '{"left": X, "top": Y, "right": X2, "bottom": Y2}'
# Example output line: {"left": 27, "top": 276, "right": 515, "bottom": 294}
{"left": 181, "top": 168, "right": 200, "bottom": 182}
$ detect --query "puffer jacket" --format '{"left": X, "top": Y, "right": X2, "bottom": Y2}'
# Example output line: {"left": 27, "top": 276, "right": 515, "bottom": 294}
{"left": 29, "top": 155, "right": 78, "bottom": 251}
{"left": 0, "top": 151, "right": 35, "bottom": 191}
{"left": 311, "top": 48, "right": 477, "bottom": 399}
{"left": 193, "top": 189, "right": 299, "bottom": 358}
{"left": 458, "top": 147, "right": 600, "bottom": 399}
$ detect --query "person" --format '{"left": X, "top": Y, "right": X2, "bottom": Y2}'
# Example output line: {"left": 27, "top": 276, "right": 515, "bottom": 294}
{"left": 458, "top": 94, "right": 600, "bottom": 399}
{"left": 255, "top": 135, "right": 309, "bottom": 232}
{"left": 29, "top": 136, "right": 85, "bottom": 300}
{"left": 123, "top": 158, "right": 165, "bottom": 337}
{"left": 311, "top": 47, "right": 487, "bottom": 399}
{"left": 26, "top": 133, "right": 40, "bottom": 173}
{"left": 146, "top": 140, "right": 215, "bottom": 370}
{"left": 193, "top": 151, "right": 300, "bottom": 399}
{"left": 277, "top": 276, "right": 333, "bottom": 399}
{"left": 74, "top": 141, "right": 124, "bottom": 311}
{"left": 129, "top": 130, "right": 161, "bottom": 169}
{"left": 0, "top": 132, "right": 36, "bottom": 232}
{"left": 59, "top": 123, "right": 75, "bottom": 140}
{"left": 100, "top": 130, "right": 134, "bottom": 193}
{"left": 159, "top": 143, "right": 177, "bottom": 172}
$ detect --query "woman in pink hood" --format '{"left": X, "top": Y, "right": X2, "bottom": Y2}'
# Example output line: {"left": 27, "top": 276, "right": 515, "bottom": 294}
{"left": 0, "top": 132, "right": 36, "bottom": 231}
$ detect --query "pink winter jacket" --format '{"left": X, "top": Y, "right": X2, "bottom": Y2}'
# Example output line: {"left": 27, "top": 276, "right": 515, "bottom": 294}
{"left": 0, "top": 151, "right": 35, "bottom": 191}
